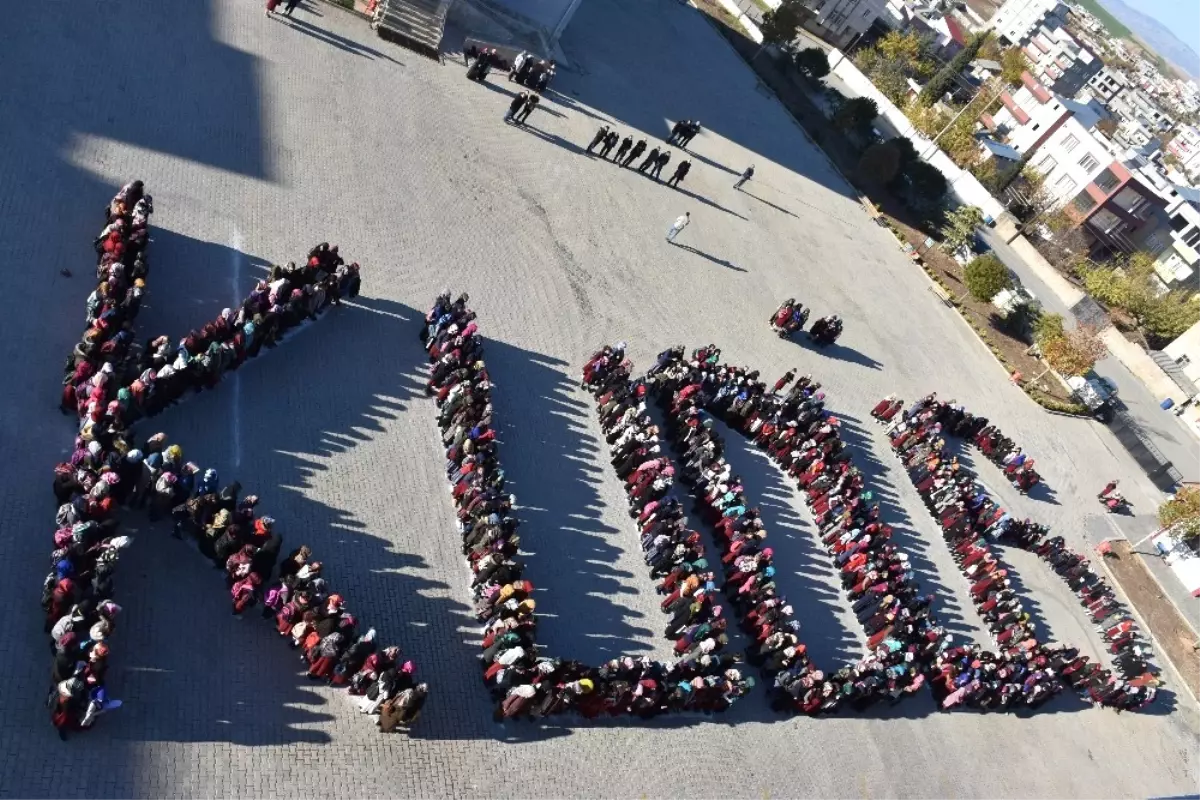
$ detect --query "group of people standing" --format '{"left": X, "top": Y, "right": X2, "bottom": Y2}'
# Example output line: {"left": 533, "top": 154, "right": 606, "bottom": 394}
{"left": 879, "top": 395, "right": 1158, "bottom": 711}
{"left": 584, "top": 125, "right": 693, "bottom": 186}
{"left": 644, "top": 348, "right": 936, "bottom": 713}
{"left": 47, "top": 180, "right": 425, "bottom": 737}
{"left": 426, "top": 302, "right": 754, "bottom": 719}
{"left": 583, "top": 347, "right": 758, "bottom": 697}
{"left": 507, "top": 50, "right": 556, "bottom": 92}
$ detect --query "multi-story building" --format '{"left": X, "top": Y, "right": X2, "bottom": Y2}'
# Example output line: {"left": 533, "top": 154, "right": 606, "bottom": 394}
{"left": 805, "top": 0, "right": 890, "bottom": 47}
{"left": 982, "top": 73, "right": 1173, "bottom": 256}
{"left": 1167, "top": 125, "right": 1200, "bottom": 181}
{"left": 1087, "top": 66, "right": 1127, "bottom": 104}
{"left": 989, "top": 0, "right": 1100, "bottom": 97}
{"left": 990, "top": 0, "right": 1063, "bottom": 45}
{"left": 1150, "top": 185, "right": 1200, "bottom": 284}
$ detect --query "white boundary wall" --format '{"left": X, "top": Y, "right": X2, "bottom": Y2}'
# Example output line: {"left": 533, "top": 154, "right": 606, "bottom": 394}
{"left": 828, "top": 47, "right": 1006, "bottom": 221}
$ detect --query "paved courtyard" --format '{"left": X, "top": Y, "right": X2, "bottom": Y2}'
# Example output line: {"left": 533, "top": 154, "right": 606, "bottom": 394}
{"left": 0, "top": 0, "right": 1196, "bottom": 796}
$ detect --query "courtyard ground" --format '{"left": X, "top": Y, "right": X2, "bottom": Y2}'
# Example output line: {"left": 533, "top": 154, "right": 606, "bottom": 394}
{"left": 0, "top": 0, "right": 1196, "bottom": 797}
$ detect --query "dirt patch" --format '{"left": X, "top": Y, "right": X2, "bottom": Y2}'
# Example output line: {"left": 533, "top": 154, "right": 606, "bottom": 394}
{"left": 880, "top": 211, "right": 1080, "bottom": 407}
{"left": 1102, "top": 539, "right": 1200, "bottom": 702}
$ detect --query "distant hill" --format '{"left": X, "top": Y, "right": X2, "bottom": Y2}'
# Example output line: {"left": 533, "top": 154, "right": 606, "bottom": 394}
{"left": 1090, "top": 0, "right": 1200, "bottom": 79}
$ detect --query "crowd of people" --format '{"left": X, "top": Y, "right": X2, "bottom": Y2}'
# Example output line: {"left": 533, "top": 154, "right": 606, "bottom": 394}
{"left": 878, "top": 394, "right": 1159, "bottom": 711}
{"left": 644, "top": 347, "right": 938, "bottom": 713}
{"left": 583, "top": 125, "right": 693, "bottom": 186}
{"left": 875, "top": 398, "right": 1042, "bottom": 495}
{"left": 46, "top": 180, "right": 426, "bottom": 737}
{"left": 582, "top": 347, "right": 758, "bottom": 689}
{"left": 667, "top": 120, "right": 701, "bottom": 149}
{"left": 425, "top": 305, "right": 754, "bottom": 719}
{"left": 507, "top": 51, "right": 556, "bottom": 92}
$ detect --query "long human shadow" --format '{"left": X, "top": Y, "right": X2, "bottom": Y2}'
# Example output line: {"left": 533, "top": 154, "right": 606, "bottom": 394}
{"left": 84, "top": 294, "right": 487, "bottom": 749}
{"left": 738, "top": 188, "right": 798, "bottom": 218}
{"left": 669, "top": 241, "right": 748, "bottom": 272}
{"left": 556, "top": 0, "right": 859, "bottom": 205}
{"left": 520, "top": 123, "right": 592, "bottom": 156}
{"left": 480, "top": 80, "right": 567, "bottom": 119}
{"left": 783, "top": 334, "right": 884, "bottom": 371}
{"left": 281, "top": 15, "right": 407, "bottom": 65}
{"left": 478, "top": 340, "right": 659, "bottom": 665}
{"left": 708, "top": 419, "right": 864, "bottom": 667}
{"left": 634, "top": 169, "right": 748, "bottom": 220}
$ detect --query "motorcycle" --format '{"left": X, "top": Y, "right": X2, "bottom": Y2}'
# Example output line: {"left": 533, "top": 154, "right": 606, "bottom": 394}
{"left": 1100, "top": 492, "right": 1130, "bottom": 514}
{"left": 770, "top": 299, "right": 809, "bottom": 339}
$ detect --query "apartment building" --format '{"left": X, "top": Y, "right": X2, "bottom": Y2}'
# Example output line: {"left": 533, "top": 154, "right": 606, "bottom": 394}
{"left": 989, "top": 0, "right": 1100, "bottom": 97}
{"left": 990, "top": 0, "right": 1062, "bottom": 45}
{"left": 806, "top": 0, "right": 890, "bottom": 47}
{"left": 1166, "top": 125, "right": 1200, "bottom": 181}
{"left": 1087, "top": 66, "right": 1126, "bottom": 103}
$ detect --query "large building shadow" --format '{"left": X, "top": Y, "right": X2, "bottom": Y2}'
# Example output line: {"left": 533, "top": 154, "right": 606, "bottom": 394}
{"left": 552, "top": 0, "right": 858, "bottom": 206}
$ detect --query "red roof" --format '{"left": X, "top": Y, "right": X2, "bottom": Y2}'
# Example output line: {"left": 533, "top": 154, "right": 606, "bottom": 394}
{"left": 1021, "top": 70, "right": 1052, "bottom": 103}
{"left": 945, "top": 16, "right": 967, "bottom": 46}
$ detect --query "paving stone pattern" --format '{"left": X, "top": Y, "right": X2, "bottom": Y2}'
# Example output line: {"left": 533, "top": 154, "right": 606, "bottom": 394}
{"left": 0, "top": 0, "right": 1196, "bottom": 796}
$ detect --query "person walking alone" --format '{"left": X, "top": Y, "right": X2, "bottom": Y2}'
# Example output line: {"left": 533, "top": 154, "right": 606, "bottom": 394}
{"left": 666, "top": 212, "right": 690, "bottom": 243}
{"left": 734, "top": 165, "right": 754, "bottom": 190}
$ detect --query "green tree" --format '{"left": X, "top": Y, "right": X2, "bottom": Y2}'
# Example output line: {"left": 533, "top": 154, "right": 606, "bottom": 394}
{"left": 1033, "top": 311, "right": 1066, "bottom": 348}
{"left": 759, "top": 0, "right": 808, "bottom": 49}
{"left": 898, "top": 159, "right": 948, "bottom": 213}
{"left": 855, "top": 31, "right": 937, "bottom": 104}
{"left": 857, "top": 142, "right": 901, "bottom": 186}
{"left": 940, "top": 205, "right": 984, "bottom": 254}
{"left": 918, "top": 32, "right": 990, "bottom": 106}
{"left": 1142, "top": 291, "right": 1200, "bottom": 345}
{"left": 963, "top": 253, "right": 1013, "bottom": 301}
{"left": 833, "top": 96, "right": 878, "bottom": 134}
{"left": 1160, "top": 485, "right": 1200, "bottom": 544}
{"left": 887, "top": 135, "right": 918, "bottom": 167}
{"left": 1000, "top": 48, "right": 1029, "bottom": 86}
{"left": 793, "top": 47, "right": 830, "bottom": 81}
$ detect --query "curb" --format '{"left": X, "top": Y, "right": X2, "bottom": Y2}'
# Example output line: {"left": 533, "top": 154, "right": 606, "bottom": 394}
{"left": 1095, "top": 539, "right": 1200, "bottom": 709}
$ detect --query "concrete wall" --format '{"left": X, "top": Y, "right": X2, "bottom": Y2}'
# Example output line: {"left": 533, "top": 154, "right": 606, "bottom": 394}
{"left": 1165, "top": 320, "right": 1200, "bottom": 386}
{"left": 827, "top": 49, "right": 1006, "bottom": 221}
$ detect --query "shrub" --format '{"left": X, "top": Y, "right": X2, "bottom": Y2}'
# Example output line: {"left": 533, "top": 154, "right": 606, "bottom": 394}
{"left": 857, "top": 142, "right": 901, "bottom": 186}
{"left": 963, "top": 253, "right": 1012, "bottom": 302}
{"left": 1160, "top": 485, "right": 1200, "bottom": 544}
{"left": 833, "top": 97, "right": 879, "bottom": 134}
{"left": 895, "top": 160, "right": 948, "bottom": 218}
{"left": 794, "top": 47, "right": 830, "bottom": 81}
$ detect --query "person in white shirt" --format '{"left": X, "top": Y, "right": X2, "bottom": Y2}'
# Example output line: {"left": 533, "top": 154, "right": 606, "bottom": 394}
{"left": 666, "top": 212, "right": 690, "bottom": 242}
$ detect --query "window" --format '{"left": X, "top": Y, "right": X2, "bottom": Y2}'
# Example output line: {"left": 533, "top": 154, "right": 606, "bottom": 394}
{"left": 1185, "top": 228, "right": 1200, "bottom": 249}
{"left": 1055, "top": 175, "right": 1077, "bottom": 195}
{"left": 1094, "top": 168, "right": 1119, "bottom": 192}
{"left": 1171, "top": 213, "right": 1190, "bottom": 232}
{"left": 1072, "top": 190, "right": 1097, "bottom": 214}
{"left": 1061, "top": 133, "right": 1080, "bottom": 152}
{"left": 1078, "top": 152, "right": 1100, "bottom": 172}
{"left": 1039, "top": 156, "right": 1058, "bottom": 173}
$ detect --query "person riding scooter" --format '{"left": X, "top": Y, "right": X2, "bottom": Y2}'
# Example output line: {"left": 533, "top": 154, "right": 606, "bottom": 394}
{"left": 1101, "top": 491, "right": 1128, "bottom": 513}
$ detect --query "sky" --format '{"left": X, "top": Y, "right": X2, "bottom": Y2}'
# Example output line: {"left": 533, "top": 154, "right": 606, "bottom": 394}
{"left": 1129, "top": 0, "right": 1200, "bottom": 59}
